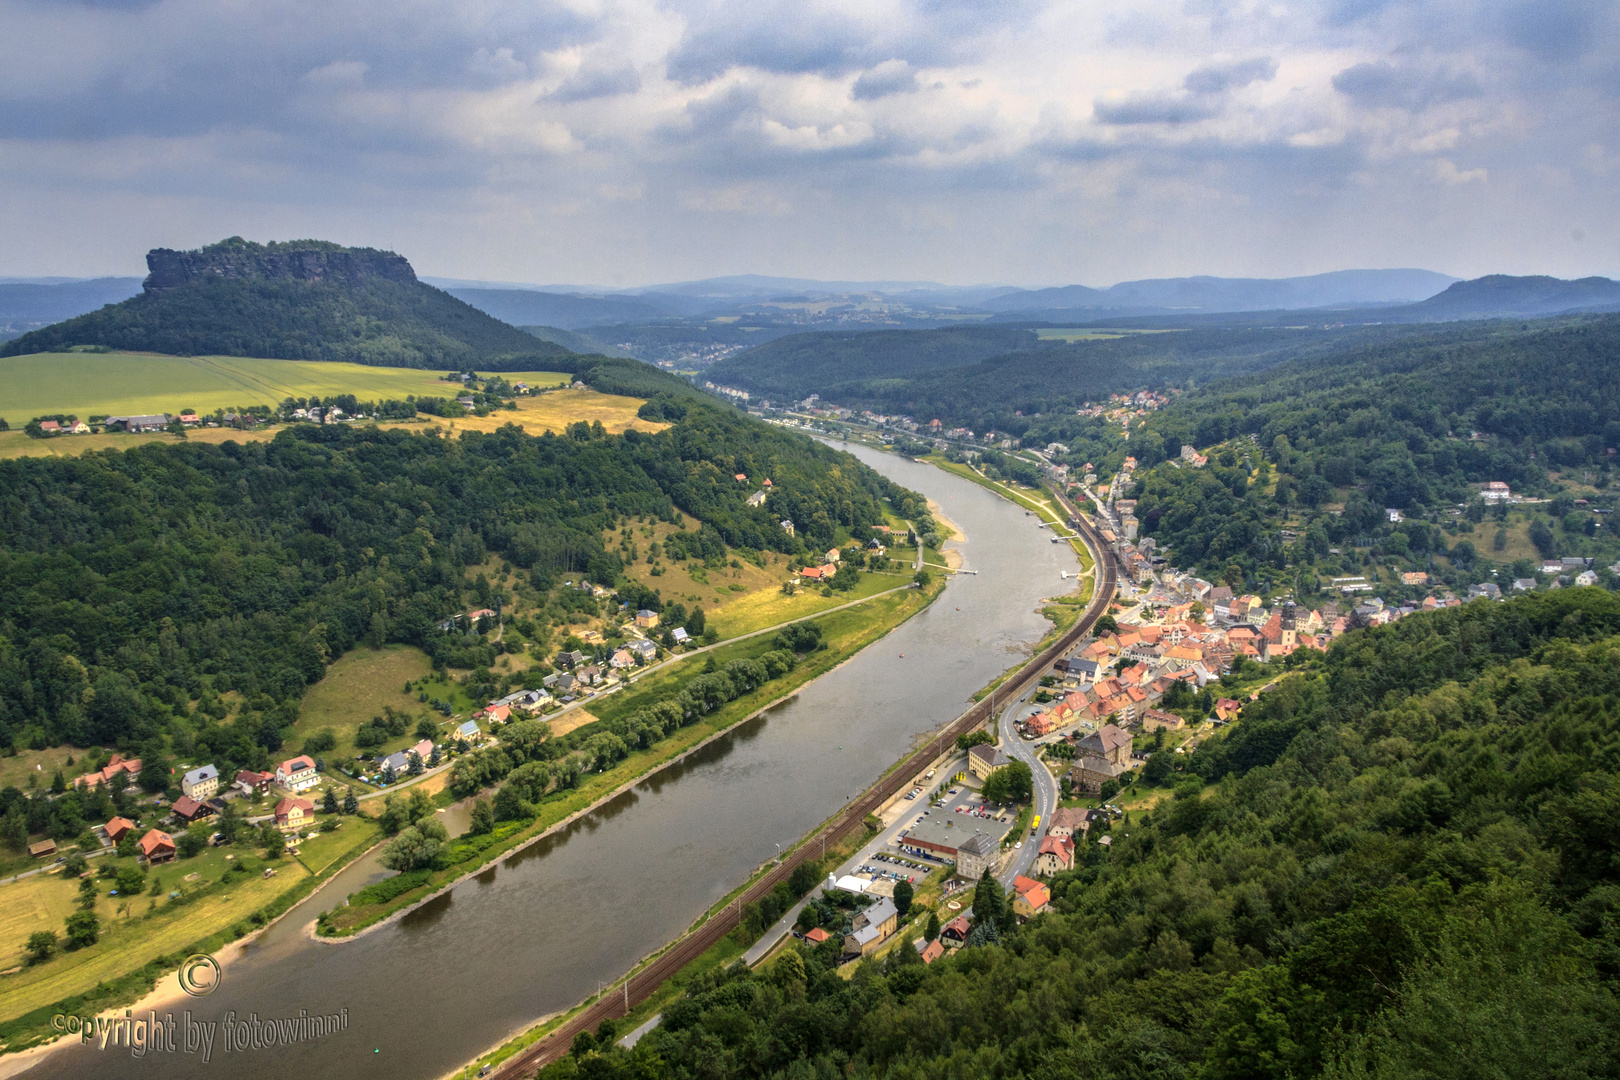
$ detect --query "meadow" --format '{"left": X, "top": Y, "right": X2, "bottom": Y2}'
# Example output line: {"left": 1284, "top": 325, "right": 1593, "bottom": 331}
{"left": 0, "top": 351, "right": 570, "bottom": 422}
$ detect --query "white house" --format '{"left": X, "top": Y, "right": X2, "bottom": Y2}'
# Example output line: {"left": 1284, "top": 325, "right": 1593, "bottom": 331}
{"left": 275, "top": 755, "right": 319, "bottom": 793}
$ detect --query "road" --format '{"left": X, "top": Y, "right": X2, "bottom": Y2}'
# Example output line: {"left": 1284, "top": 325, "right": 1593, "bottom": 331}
{"left": 995, "top": 694, "right": 1056, "bottom": 883}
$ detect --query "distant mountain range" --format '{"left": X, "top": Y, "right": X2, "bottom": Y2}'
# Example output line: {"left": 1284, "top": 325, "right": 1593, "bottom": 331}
{"left": 1, "top": 238, "right": 572, "bottom": 369}
{"left": 1380, "top": 275, "right": 1620, "bottom": 321}
{"left": 981, "top": 269, "right": 1459, "bottom": 319}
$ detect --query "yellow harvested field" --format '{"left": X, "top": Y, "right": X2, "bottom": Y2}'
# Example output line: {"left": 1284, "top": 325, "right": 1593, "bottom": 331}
{"left": 547, "top": 708, "right": 602, "bottom": 739}
{"left": 427, "top": 387, "right": 665, "bottom": 437}
{"left": 0, "top": 873, "right": 97, "bottom": 970}
{"left": 0, "top": 351, "right": 570, "bottom": 420}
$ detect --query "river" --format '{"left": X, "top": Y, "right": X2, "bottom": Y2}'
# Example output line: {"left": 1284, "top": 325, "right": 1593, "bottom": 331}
{"left": 31, "top": 442, "right": 1079, "bottom": 1080}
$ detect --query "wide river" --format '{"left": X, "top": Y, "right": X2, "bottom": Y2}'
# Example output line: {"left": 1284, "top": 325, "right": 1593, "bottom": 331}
{"left": 35, "top": 442, "right": 1078, "bottom": 1080}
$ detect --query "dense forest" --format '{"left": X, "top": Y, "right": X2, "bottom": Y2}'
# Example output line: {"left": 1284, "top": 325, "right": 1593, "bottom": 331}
{"left": 0, "top": 363, "right": 923, "bottom": 791}
{"left": 1, "top": 238, "right": 572, "bottom": 370}
{"left": 1110, "top": 315, "right": 1620, "bottom": 591}
{"left": 549, "top": 589, "right": 1620, "bottom": 1080}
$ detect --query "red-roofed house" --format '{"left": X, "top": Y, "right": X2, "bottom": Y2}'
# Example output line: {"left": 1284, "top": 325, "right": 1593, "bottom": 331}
{"left": 940, "top": 914, "right": 972, "bottom": 947}
{"left": 73, "top": 754, "right": 142, "bottom": 791}
{"left": 171, "top": 795, "right": 214, "bottom": 823}
{"left": 1033, "top": 835, "right": 1075, "bottom": 874}
{"left": 804, "top": 927, "right": 830, "bottom": 945}
{"left": 103, "top": 816, "right": 137, "bottom": 843}
{"left": 274, "top": 797, "right": 315, "bottom": 832}
{"left": 234, "top": 769, "right": 273, "bottom": 796}
{"left": 275, "top": 755, "right": 318, "bottom": 793}
{"left": 920, "top": 938, "right": 946, "bottom": 964}
{"left": 139, "top": 829, "right": 176, "bottom": 864}
{"left": 1014, "top": 881, "right": 1051, "bottom": 919}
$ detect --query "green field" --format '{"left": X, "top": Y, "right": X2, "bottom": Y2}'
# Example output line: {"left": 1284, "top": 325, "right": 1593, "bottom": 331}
{"left": 0, "top": 352, "right": 570, "bottom": 422}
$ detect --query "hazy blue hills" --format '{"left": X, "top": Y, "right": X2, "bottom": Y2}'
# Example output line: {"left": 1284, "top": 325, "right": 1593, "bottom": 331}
{"left": 983, "top": 268, "right": 1457, "bottom": 319}
{"left": 0, "top": 277, "right": 143, "bottom": 338}
{"left": 1, "top": 238, "right": 573, "bottom": 369}
{"left": 1383, "top": 275, "right": 1620, "bottom": 321}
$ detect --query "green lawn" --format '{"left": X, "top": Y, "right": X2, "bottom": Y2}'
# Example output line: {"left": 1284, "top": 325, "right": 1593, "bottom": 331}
{"left": 0, "top": 351, "right": 568, "bottom": 422}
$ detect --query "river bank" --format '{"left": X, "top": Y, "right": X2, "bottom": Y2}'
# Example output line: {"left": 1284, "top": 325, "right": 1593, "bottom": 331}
{"left": 452, "top": 447, "right": 1109, "bottom": 1079}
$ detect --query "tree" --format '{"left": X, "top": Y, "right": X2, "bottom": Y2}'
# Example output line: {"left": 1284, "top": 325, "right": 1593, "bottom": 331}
{"left": 428, "top": 745, "right": 441, "bottom": 768}
{"left": 115, "top": 864, "right": 146, "bottom": 896}
{"left": 378, "top": 820, "right": 447, "bottom": 871}
{"left": 49, "top": 769, "right": 66, "bottom": 794}
{"left": 893, "top": 880, "right": 913, "bottom": 919}
{"left": 26, "top": 930, "right": 57, "bottom": 963}
{"left": 64, "top": 911, "right": 99, "bottom": 949}
{"left": 77, "top": 877, "right": 98, "bottom": 910}
{"left": 955, "top": 730, "right": 993, "bottom": 752}
{"left": 468, "top": 797, "right": 495, "bottom": 836}
{"left": 1143, "top": 750, "right": 1174, "bottom": 786}
{"left": 982, "top": 760, "right": 1033, "bottom": 804}
{"left": 913, "top": 569, "right": 932, "bottom": 588}
{"left": 1093, "top": 613, "right": 1119, "bottom": 636}
{"left": 342, "top": 791, "right": 359, "bottom": 815}
{"left": 322, "top": 788, "right": 340, "bottom": 815}
{"left": 260, "top": 822, "right": 285, "bottom": 858}
{"left": 407, "top": 751, "right": 424, "bottom": 776}
{"left": 380, "top": 763, "right": 397, "bottom": 786}
{"left": 177, "top": 829, "right": 208, "bottom": 858}
{"left": 415, "top": 716, "right": 438, "bottom": 739}
{"left": 924, "top": 910, "right": 941, "bottom": 942}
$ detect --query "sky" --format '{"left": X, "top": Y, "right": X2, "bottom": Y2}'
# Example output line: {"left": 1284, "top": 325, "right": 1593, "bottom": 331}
{"left": 0, "top": 0, "right": 1616, "bottom": 287}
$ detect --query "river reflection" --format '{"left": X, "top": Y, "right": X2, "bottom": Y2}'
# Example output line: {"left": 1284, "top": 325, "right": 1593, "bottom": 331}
{"left": 32, "top": 441, "right": 1077, "bottom": 1080}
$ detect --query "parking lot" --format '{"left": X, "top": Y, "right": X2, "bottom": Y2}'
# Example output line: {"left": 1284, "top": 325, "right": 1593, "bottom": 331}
{"left": 893, "top": 786, "right": 1017, "bottom": 863}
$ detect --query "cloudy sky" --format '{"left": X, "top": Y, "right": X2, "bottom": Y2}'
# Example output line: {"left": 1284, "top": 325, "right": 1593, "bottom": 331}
{"left": 1, "top": 0, "right": 1615, "bottom": 286}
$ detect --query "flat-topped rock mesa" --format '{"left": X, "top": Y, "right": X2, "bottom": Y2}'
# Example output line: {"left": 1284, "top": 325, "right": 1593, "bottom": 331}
{"left": 144, "top": 237, "right": 418, "bottom": 293}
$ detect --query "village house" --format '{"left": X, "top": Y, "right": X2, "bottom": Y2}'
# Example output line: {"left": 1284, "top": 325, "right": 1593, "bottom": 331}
{"left": 275, "top": 754, "right": 319, "bottom": 793}
{"left": 746, "top": 490, "right": 767, "bottom": 507}
{"left": 139, "top": 829, "right": 177, "bottom": 864}
{"left": 1070, "top": 723, "right": 1134, "bottom": 792}
{"left": 804, "top": 927, "right": 830, "bottom": 946}
{"left": 29, "top": 838, "right": 57, "bottom": 859}
{"left": 181, "top": 764, "right": 220, "bottom": 800}
{"left": 73, "top": 754, "right": 142, "bottom": 791}
{"left": 940, "top": 914, "right": 973, "bottom": 948}
{"left": 234, "top": 769, "right": 272, "bottom": 797}
{"left": 103, "top": 816, "right": 137, "bottom": 844}
{"left": 1141, "top": 708, "right": 1185, "bottom": 732}
{"left": 635, "top": 609, "right": 660, "bottom": 629}
{"left": 1013, "top": 875, "right": 1051, "bottom": 919}
{"left": 1033, "top": 834, "right": 1076, "bottom": 874}
{"left": 844, "top": 897, "right": 900, "bottom": 958}
{"left": 456, "top": 719, "right": 484, "bottom": 743}
{"left": 1045, "top": 807, "right": 1091, "bottom": 840}
{"left": 170, "top": 795, "right": 214, "bottom": 824}
{"left": 966, "top": 742, "right": 1011, "bottom": 781}
{"left": 920, "top": 938, "right": 946, "bottom": 964}
{"left": 954, "top": 831, "right": 1000, "bottom": 880}
{"left": 274, "top": 797, "right": 315, "bottom": 832}
{"left": 671, "top": 626, "right": 690, "bottom": 645}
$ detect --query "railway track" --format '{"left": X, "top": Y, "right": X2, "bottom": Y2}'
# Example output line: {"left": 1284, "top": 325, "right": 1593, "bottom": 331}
{"left": 493, "top": 500, "right": 1119, "bottom": 1078}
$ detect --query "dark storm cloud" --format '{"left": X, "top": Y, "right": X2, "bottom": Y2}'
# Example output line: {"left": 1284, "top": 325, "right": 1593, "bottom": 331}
{"left": 1332, "top": 62, "right": 1483, "bottom": 109}
{"left": 853, "top": 61, "right": 920, "bottom": 100}
{"left": 550, "top": 65, "right": 643, "bottom": 103}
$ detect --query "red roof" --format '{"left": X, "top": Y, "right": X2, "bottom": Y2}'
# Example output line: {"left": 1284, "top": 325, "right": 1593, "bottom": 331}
{"left": 804, "top": 927, "right": 830, "bottom": 943}
{"left": 278, "top": 755, "right": 316, "bottom": 776}
{"left": 138, "top": 829, "right": 175, "bottom": 857}
{"left": 104, "top": 816, "right": 136, "bottom": 841}
{"left": 921, "top": 939, "right": 945, "bottom": 964}
{"left": 274, "top": 797, "right": 315, "bottom": 821}
{"left": 171, "top": 795, "right": 209, "bottom": 819}
{"left": 1013, "top": 874, "right": 1042, "bottom": 896}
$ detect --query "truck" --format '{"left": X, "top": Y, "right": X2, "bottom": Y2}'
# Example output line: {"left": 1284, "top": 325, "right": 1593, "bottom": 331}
{"left": 1030, "top": 814, "right": 1041, "bottom": 836}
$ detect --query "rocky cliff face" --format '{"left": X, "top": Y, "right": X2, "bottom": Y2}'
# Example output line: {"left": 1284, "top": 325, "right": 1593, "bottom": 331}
{"left": 143, "top": 238, "right": 417, "bottom": 293}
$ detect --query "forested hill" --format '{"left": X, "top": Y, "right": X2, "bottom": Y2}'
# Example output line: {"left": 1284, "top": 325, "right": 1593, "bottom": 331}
{"left": 710, "top": 322, "right": 1432, "bottom": 429}
{"left": 553, "top": 589, "right": 1620, "bottom": 1079}
{"left": 0, "top": 361, "right": 924, "bottom": 768}
{"left": 0, "top": 237, "right": 571, "bottom": 370}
